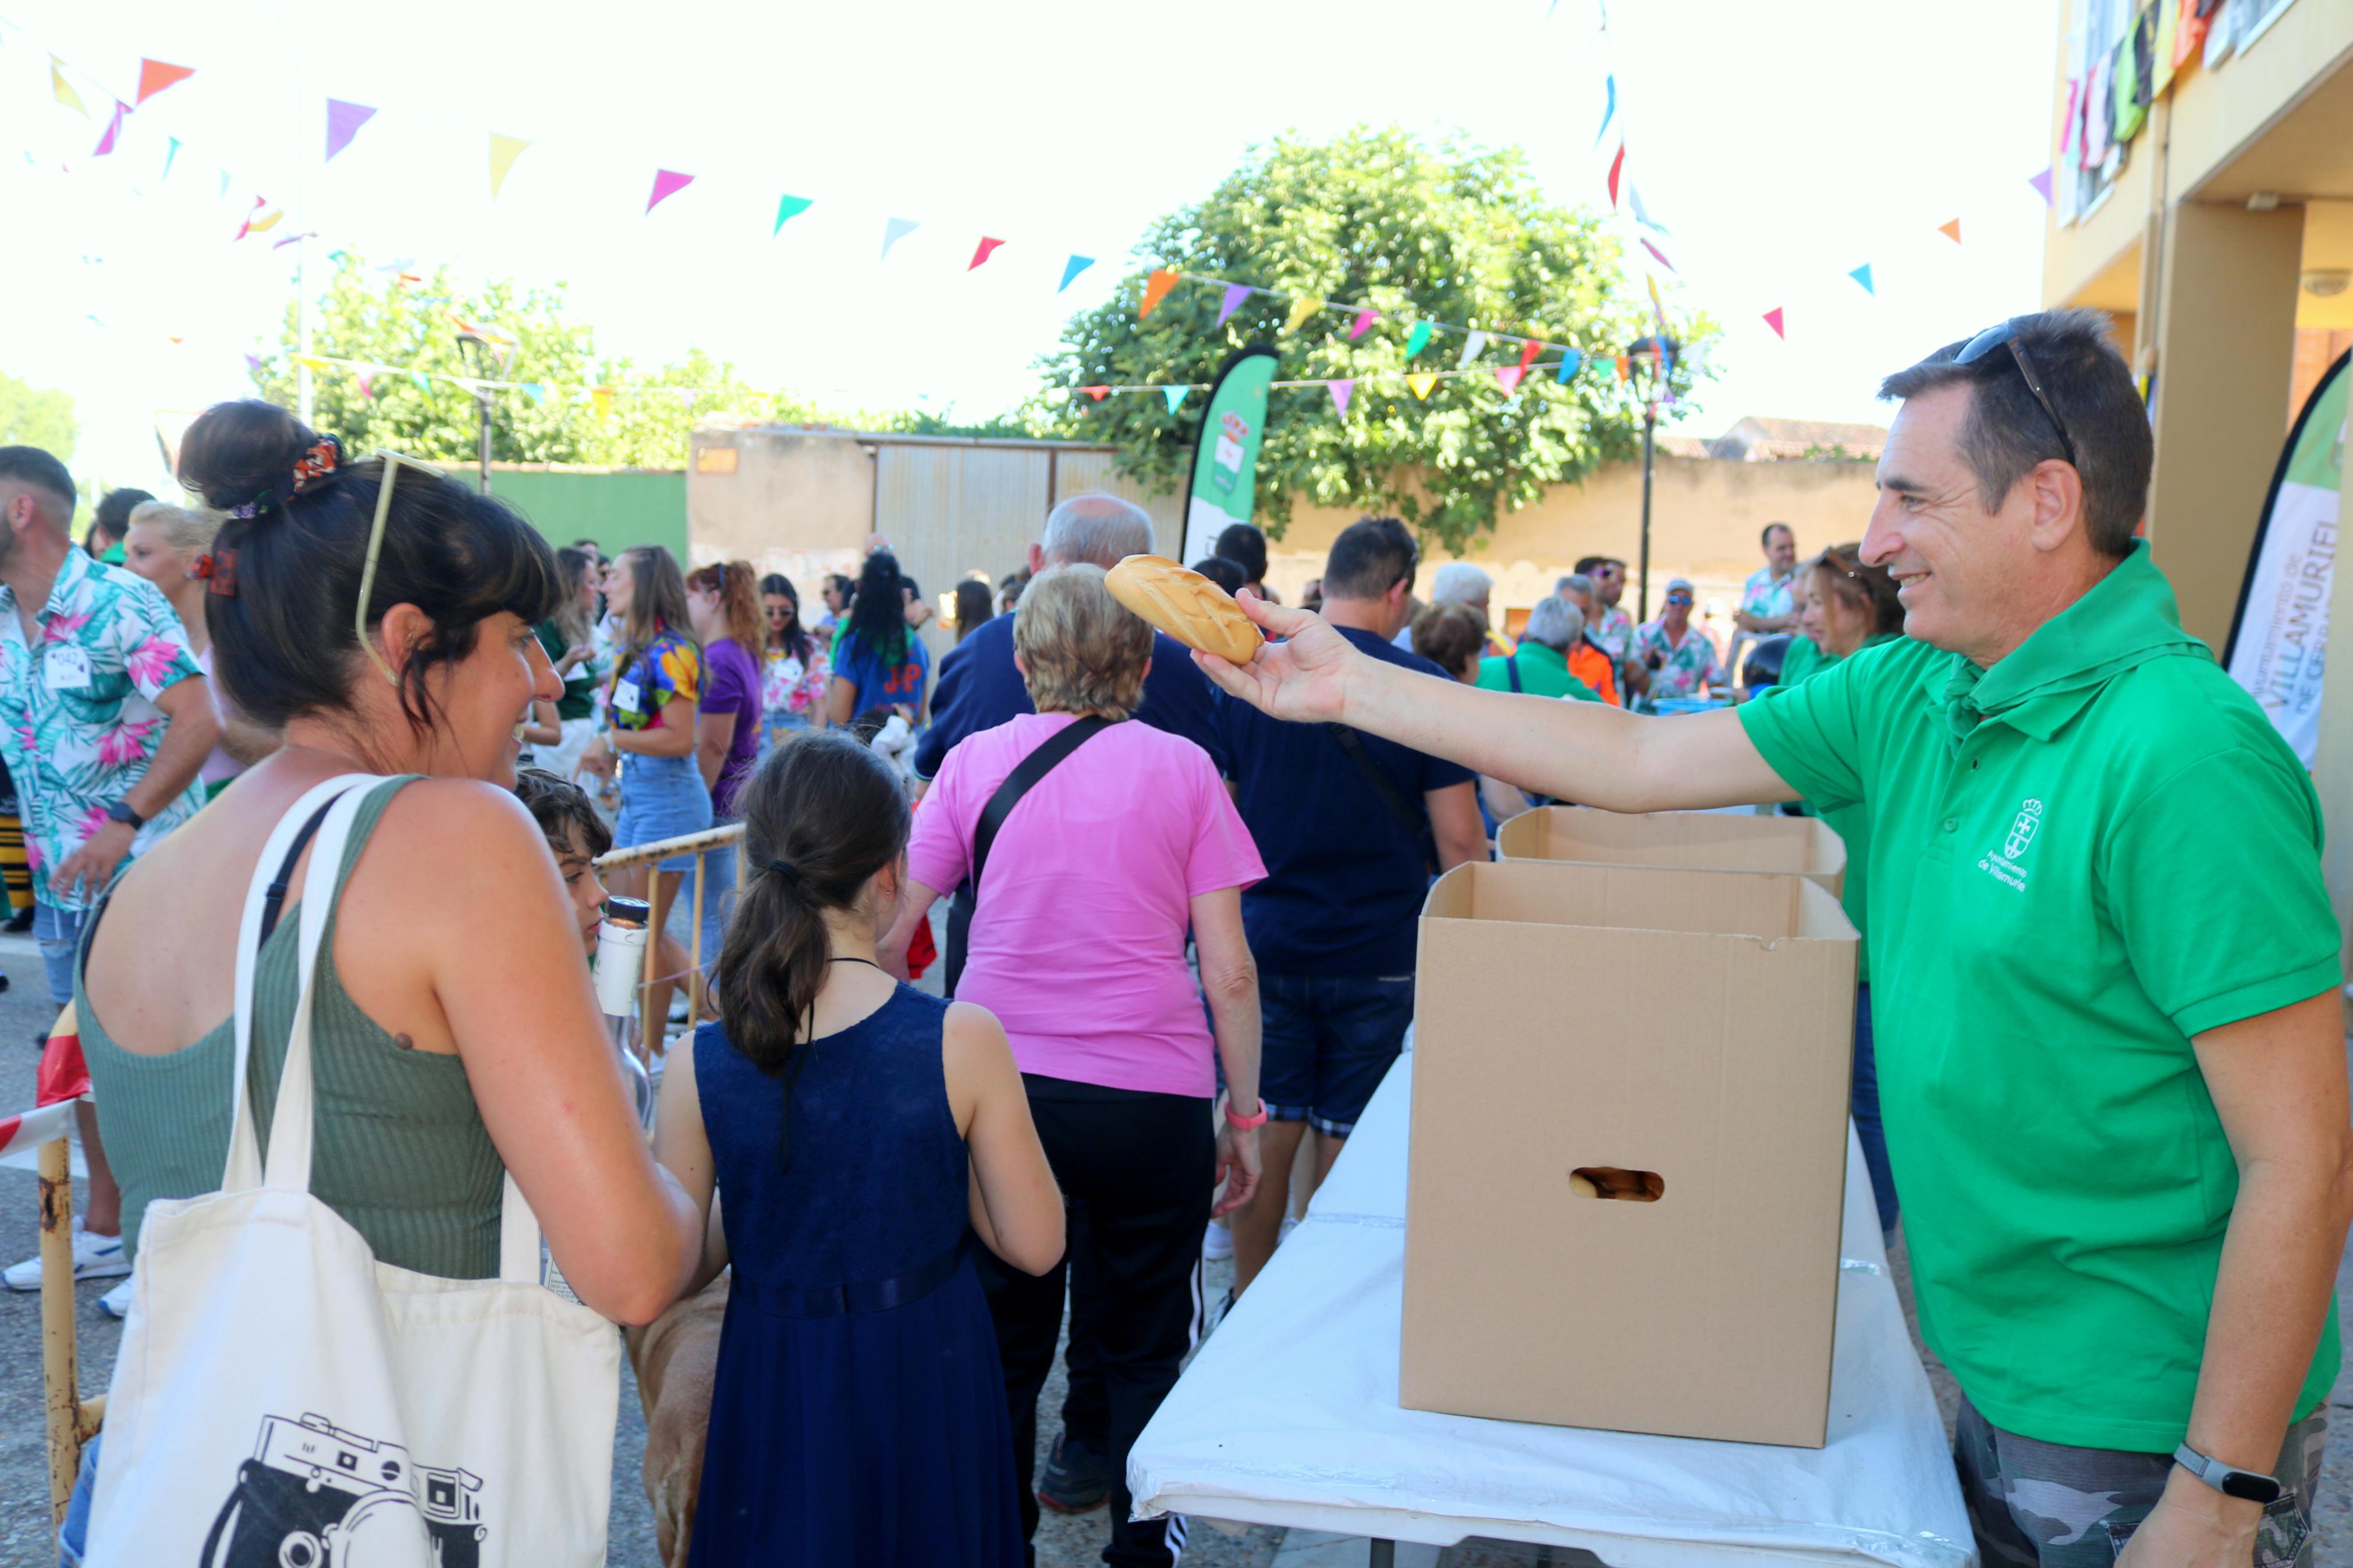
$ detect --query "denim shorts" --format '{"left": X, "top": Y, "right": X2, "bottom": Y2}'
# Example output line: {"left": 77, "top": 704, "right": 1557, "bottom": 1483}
{"left": 1258, "top": 970, "right": 1413, "bottom": 1137}
{"left": 34, "top": 902, "right": 87, "bottom": 1012}
{"left": 612, "top": 752, "right": 712, "bottom": 873}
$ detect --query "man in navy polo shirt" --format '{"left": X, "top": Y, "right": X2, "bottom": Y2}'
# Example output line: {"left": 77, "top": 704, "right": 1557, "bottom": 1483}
{"left": 1220, "top": 514, "right": 1485, "bottom": 1296}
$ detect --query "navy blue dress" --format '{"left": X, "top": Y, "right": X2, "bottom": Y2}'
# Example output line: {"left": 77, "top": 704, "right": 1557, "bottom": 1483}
{"left": 688, "top": 984, "right": 1024, "bottom": 1567}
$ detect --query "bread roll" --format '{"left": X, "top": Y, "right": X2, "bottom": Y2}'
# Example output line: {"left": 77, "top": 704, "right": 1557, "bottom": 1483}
{"left": 1105, "top": 555, "right": 1265, "bottom": 666}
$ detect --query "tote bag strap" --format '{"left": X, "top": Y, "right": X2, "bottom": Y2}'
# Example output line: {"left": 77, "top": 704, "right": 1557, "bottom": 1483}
{"left": 257, "top": 781, "right": 380, "bottom": 1195}
{"left": 223, "top": 773, "right": 382, "bottom": 1193}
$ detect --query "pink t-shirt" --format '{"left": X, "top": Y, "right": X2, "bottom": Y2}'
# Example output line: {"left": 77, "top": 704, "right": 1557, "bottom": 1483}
{"left": 907, "top": 714, "right": 1264, "bottom": 1097}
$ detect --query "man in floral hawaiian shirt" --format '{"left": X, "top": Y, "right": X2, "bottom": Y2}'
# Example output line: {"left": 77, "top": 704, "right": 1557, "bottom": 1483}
{"left": 0, "top": 448, "right": 219, "bottom": 1308}
{"left": 1634, "top": 576, "right": 1727, "bottom": 701}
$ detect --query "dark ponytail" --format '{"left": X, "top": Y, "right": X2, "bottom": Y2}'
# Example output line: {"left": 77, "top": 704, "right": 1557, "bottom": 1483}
{"left": 716, "top": 731, "right": 911, "bottom": 1162}
{"left": 176, "top": 399, "right": 559, "bottom": 731}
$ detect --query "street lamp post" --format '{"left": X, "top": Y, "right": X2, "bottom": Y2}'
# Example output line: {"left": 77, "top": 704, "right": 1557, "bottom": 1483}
{"left": 1627, "top": 335, "right": 1679, "bottom": 623}
{"left": 456, "top": 331, "right": 508, "bottom": 497}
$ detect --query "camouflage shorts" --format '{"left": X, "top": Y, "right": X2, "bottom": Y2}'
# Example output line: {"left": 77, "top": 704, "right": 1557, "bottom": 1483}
{"left": 1955, "top": 1398, "right": 2326, "bottom": 1567}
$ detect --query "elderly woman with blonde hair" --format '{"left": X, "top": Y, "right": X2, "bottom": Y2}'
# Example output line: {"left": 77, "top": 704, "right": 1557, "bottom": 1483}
{"left": 879, "top": 562, "right": 1266, "bottom": 1567}
{"left": 120, "top": 500, "right": 279, "bottom": 798}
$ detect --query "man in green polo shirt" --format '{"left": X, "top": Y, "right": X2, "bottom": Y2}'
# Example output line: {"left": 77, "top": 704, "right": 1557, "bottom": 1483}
{"left": 1474, "top": 595, "right": 1600, "bottom": 703}
{"left": 1195, "top": 308, "right": 2351, "bottom": 1567}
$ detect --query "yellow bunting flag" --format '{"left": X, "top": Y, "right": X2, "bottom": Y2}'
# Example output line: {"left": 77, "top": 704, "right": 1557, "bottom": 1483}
{"left": 489, "top": 135, "right": 531, "bottom": 199}
{"left": 50, "top": 59, "right": 86, "bottom": 117}
{"left": 292, "top": 354, "right": 328, "bottom": 371}
{"left": 592, "top": 387, "right": 616, "bottom": 419}
{"left": 1407, "top": 374, "right": 1437, "bottom": 400}
{"left": 1138, "top": 269, "right": 1180, "bottom": 318}
{"left": 1282, "top": 296, "right": 1323, "bottom": 335}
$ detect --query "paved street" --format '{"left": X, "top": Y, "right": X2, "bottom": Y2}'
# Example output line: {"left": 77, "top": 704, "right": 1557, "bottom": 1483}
{"left": 0, "top": 937, "right": 2345, "bottom": 1566}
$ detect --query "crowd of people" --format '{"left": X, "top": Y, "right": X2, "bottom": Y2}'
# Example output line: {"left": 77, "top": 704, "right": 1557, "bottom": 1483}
{"left": 6, "top": 303, "right": 2348, "bottom": 1568}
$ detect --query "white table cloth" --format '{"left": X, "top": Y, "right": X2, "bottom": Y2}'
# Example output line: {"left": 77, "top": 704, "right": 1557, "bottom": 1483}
{"left": 1130, "top": 1053, "right": 1975, "bottom": 1567}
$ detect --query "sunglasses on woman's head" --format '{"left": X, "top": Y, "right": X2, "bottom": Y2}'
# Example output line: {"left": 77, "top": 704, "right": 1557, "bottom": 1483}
{"left": 1953, "top": 318, "right": 2079, "bottom": 468}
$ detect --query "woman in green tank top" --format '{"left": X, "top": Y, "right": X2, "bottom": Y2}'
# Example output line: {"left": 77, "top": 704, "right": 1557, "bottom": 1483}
{"left": 79, "top": 399, "right": 700, "bottom": 1320}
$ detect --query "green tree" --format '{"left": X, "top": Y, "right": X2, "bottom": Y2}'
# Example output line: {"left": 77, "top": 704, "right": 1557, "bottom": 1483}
{"left": 0, "top": 371, "right": 77, "bottom": 461}
{"left": 252, "top": 255, "right": 847, "bottom": 467}
{"left": 1034, "top": 126, "right": 1710, "bottom": 555}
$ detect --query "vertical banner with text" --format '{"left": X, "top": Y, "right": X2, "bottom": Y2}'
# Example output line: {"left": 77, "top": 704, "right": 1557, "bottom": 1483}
{"left": 1181, "top": 346, "right": 1280, "bottom": 566}
{"left": 2226, "top": 350, "right": 2350, "bottom": 767}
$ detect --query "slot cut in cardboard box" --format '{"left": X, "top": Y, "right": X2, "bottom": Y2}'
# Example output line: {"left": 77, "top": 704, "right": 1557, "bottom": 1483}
{"left": 1402, "top": 860, "right": 1857, "bottom": 1448}
{"left": 1496, "top": 805, "right": 1846, "bottom": 900}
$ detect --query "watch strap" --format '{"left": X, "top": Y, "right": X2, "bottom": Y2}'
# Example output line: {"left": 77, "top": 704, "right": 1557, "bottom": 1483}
{"left": 2173, "top": 1442, "right": 2283, "bottom": 1505}
{"left": 106, "top": 799, "right": 145, "bottom": 830}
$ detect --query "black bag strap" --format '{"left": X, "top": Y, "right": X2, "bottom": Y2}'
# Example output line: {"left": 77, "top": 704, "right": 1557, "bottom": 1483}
{"left": 970, "top": 717, "right": 1113, "bottom": 898}
{"left": 1504, "top": 654, "right": 1522, "bottom": 694}
{"left": 1328, "top": 724, "right": 1439, "bottom": 874}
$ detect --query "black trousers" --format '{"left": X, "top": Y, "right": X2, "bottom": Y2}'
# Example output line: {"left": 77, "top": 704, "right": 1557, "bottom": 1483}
{"left": 979, "top": 1075, "right": 1211, "bottom": 1568}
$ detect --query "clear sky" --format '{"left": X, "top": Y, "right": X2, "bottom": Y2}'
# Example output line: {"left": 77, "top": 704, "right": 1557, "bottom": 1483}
{"left": 0, "top": 0, "right": 2060, "bottom": 496}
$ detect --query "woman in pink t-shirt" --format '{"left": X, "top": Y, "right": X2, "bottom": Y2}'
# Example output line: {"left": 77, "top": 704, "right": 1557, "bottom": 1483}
{"left": 881, "top": 564, "right": 1264, "bottom": 1565}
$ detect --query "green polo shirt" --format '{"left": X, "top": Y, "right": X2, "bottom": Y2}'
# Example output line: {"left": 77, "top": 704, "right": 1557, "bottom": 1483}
{"left": 1759, "top": 632, "right": 1896, "bottom": 984}
{"left": 1474, "top": 642, "right": 1600, "bottom": 702}
{"left": 1777, "top": 632, "right": 1824, "bottom": 691}
{"left": 1738, "top": 544, "right": 2341, "bottom": 1451}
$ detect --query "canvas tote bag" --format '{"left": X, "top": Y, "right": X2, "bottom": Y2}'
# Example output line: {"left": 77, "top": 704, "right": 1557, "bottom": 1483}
{"left": 88, "top": 774, "right": 622, "bottom": 1567}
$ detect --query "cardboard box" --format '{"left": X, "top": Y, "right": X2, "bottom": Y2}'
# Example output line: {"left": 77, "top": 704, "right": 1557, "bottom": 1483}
{"left": 1401, "top": 860, "right": 1857, "bottom": 1447}
{"left": 1496, "top": 806, "right": 1846, "bottom": 899}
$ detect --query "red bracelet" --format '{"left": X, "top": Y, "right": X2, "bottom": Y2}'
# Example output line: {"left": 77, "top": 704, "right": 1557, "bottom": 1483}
{"left": 1223, "top": 1098, "right": 1269, "bottom": 1130}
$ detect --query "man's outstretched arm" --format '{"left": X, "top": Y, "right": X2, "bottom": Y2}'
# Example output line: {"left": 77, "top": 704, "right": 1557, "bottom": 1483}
{"left": 1198, "top": 593, "right": 1796, "bottom": 812}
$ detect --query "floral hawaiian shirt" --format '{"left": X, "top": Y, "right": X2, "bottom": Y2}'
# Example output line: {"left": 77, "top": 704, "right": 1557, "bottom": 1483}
{"left": 1591, "top": 605, "right": 1635, "bottom": 663}
{"left": 1634, "top": 618, "right": 1727, "bottom": 701}
{"left": 761, "top": 645, "right": 831, "bottom": 720}
{"left": 607, "top": 625, "right": 701, "bottom": 733}
{"left": 0, "top": 550, "right": 204, "bottom": 909}
{"left": 1741, "top": 566, "right": 1795, "bottom": 624}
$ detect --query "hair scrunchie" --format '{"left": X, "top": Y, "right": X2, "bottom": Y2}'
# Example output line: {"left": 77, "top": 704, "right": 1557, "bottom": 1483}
{"left": 228, "top": 433, "right": 345, "bottom": 520}
{"left": 767, "top": 858, "right": 802, "bottom": 888}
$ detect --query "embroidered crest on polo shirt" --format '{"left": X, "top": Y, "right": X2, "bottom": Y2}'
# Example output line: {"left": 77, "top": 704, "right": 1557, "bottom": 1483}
{"left": 1979, "top": 798, "right": 2044, "bottom": 893}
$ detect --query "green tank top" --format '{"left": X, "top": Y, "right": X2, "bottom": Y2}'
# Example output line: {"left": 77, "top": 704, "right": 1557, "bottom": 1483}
{"left": 78, "top": 777, "right": 506, "bottom": 1277}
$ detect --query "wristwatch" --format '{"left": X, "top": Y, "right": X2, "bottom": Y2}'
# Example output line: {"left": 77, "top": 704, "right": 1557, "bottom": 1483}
{"left": 1222, "top": 1097, "right": 1269, "bottom": 1131}
{"left": 2173, "top": 1442, "right": 2283, "bottom": 1504}
{"left": 104, "top": 799, "right": 145, "bottom": 831}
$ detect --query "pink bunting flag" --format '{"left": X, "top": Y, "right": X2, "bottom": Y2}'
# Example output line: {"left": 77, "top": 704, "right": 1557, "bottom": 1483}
{"left": 1762, "top": 307, "right": 1786, "bottom": 340}
{"left": 325, "top": 99, "right": 376, "bottom": 162}
{"left": 1350, "top": 308, "right": 1380, "bottom": 340}
{"left": 92, "top": 101, "right": 125, "bottom": 158}
{"left": 1328, "top": 380, "right": 1354, "bottom": 416}
{"left": 1516, "top": 338, "right": 1542, "bottom": 371}
{"left": 1083, "top": 386, "right": 1110, "bottom": 401}
{"left": 970, "top": 236, "right": 1006, "bottom": 270}
{"left": 1217, "top": 285, "right": 1251, "bottom": 326}
{"left": 647, "top": 169, "right": 694, "bottom": 214}
{"left": 356, "top": 374, "right": 376, "bottom": 400}
{"left": 1640, "top": 238, "right": 1677, "bottom": 273}
{"left": 1496, "top": 366, "right": 1526, "bottom": 394}
{"left": 1607, "top": 143, "right": 1625, "bottom": 207}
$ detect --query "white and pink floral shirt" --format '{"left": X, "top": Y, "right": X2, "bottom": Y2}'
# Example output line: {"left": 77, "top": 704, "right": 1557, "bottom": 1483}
{"left": 0, "top": 549, "right": 205, "bottom": 908}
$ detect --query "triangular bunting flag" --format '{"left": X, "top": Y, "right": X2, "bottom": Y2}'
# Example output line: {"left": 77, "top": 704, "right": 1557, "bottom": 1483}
{"left": 1083, "top": 386, "right": 1110, "bottom": 401}
{"left": 137, "top": 59, "right": 194, "bottom": 104}
{"left": 1628, "top": 185, "right": 1669, "bottom": 235}
{"left": 1404, "top": 321, "right": 1433, "bottom": 357}
{"left": 1162, "top": 386, "right": 1187, "bottom": 415}
{"left": 1595, "top": 74, "right": 1616, "bottom": 147}
{"left": 1556, "top": 348, "right": 1583, "bottom": 383}
{"left": 325, "top": 99, "right": 377, "bottom": 161}
{"left": 409, "top": 371, "right": 432, "bottom": 391}
{"left": 592, "top": 387, "right": 616, "bottom": 419}
{"left": 1848, "top": 264, "right": 1875, "bottom": 295}
{"left": 1350, "top": 308, "right": 1380, "bottom": 340}
{"left": 269, "top": 230, "right": 316, "bottom": 251}
{"left": 1516, "top": 339, "right": 1543, "bottom": 371}
{"left": 522, "top": 383, "right": 548, "bottom": 404}
{"left": 1059, "top": 255, "right": 1095, "bottom": 292}
{"left": 1217, "top": 285, "right": 1252, "bottom": 326}
{"left": 1328, "top": 380, "right": 1354, "bottom": 417}
{"left": 162, "top": 136, "right": 181, "bottom": 181}
{"left": 1607, "top": 143, "right": 1625, "bottom": 207}
{"left": 1938, "top": 218, "right": 1962, "bottom": 244}
{"left": 489, "top": 135, "right": 531, "bottom": 198}
{"left": 881, "top": 217, "right": 919, "bottom": 258}
{"left": 1762, "top": 307, "right": 1786, "bottom": 339}
{"left": 772, "top": 194, "right": 813, "bottom": 233}
{"left": 218, "top": 170, "right": 231, "bottom": 198}
{"left": 1456, "top": 330, "right": 1488, "bottom": 369}
{"left": 2028, "top": 168, "right": 2054, "bottom": 206}
{"left": 970, "top": 236, "right": 1006, "bottom": 271}
{"left": 356, "top": 375, "right": 376, "bottom": 400}
{"left": 93, "top": 102, "right": 125, "bottom": 158}
{"left": 1496, "top": 367, "right": 1525, "bottom": 394}
{"left": 648, "top": 170, "right": 695, "bottom": 214}
{"left": 1640, "top": 238, "right": 1677, "bottom": 273}
{"left": 1282, "top": 296, "right": 1322, "bottom": 334}
{"left": 1140, "top": 269, "right": 1181, "bottom": 317}
{"left": 1614, "top": 355, "right": 1630, "bottom": 382}
{"left": 51, "top": 60, "right": 86, "bottom": 116}
{"left": 234, "top": 197, "right": 278, "bottom": 241}
{"left": 1407, "top": 373, "right": 1437, "bottom": 400}
{"left": 244, "top": 353, "right": 264, "bottom": 373}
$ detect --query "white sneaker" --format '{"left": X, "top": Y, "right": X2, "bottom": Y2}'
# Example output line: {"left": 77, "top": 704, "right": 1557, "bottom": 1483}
{"left": 98, "top": 1276, "right": 132, "bottom": 1320}
{"left": 2, "top": 1217, "right": 128, "bottom": 1290}
{"left": 1202, "top": 1222, "right": 1233, "bottom": 1261}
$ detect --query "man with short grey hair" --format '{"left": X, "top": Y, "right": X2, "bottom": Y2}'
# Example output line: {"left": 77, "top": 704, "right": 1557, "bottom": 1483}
{"left": 1474, "top": 595, "right": 1600, "bottom": 703}
{"left": 1396, "top": 560, "right": 1503, "bottom": 654}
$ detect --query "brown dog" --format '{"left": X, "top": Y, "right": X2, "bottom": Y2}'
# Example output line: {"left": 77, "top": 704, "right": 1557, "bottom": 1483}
{"left": 625, "top": 1272, "right": 730, "bottom": 1568}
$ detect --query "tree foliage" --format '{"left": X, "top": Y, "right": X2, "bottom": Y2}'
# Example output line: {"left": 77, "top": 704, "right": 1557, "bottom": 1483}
{"left": 1035, "top": 127, "right": 1710, "bottom": 554}
{"left": 0, "top": 371, "right": 77, "bottom": 462}
{"left": 253, "top": 255, "right": 861, "bottom": 468}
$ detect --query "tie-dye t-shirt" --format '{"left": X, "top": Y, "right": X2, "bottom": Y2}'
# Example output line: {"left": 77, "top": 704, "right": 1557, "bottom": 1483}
{"left": 607, "top": 625, "right": 702, "bottom": 733}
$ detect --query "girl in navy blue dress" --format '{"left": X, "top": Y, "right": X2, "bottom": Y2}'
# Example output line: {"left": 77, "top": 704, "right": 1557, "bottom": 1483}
{"left": 654, "top": 731, "right": 1064, "bottom": 1567}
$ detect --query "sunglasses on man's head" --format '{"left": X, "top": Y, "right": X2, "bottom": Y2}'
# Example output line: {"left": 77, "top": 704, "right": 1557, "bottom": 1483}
{"left": 1954, "top": 317, "right": 2079, "bottom": 468}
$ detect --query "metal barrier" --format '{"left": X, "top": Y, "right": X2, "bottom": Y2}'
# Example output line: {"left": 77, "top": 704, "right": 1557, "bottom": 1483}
{"left": 594, "top": 822, "right": 748, "bottom": 1056}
